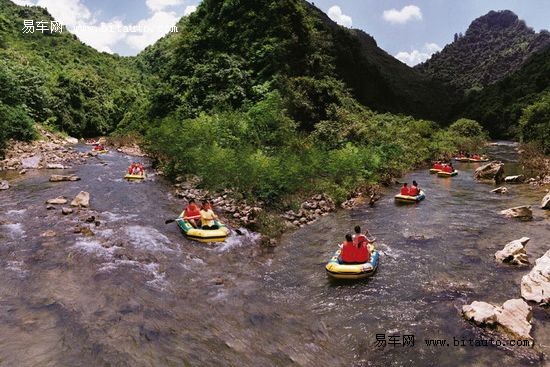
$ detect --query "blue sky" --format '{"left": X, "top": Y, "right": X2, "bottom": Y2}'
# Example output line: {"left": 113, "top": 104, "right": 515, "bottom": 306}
{"left": 11, "top": 0, "right": 550, "bottom": 63}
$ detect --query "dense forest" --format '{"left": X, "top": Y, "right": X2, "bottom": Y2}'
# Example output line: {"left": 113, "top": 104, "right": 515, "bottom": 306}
{"left": 0, "top": 0, "right": 548, "bottom": 203}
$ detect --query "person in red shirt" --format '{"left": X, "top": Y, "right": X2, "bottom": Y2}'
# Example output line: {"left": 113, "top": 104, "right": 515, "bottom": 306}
{"left": 338, "top": 234, "right": 356, "bottom": 264}
{"left": 409, "top": 180, "right": 420, "bottom": 196}
{"left": 183, "top": 199, "right": 201, "bottom": 228}
{"left": 433, "top": 161, "right": 442, "bottom": 170}
{"left": 400, "top": 183, "right": 410, "bottom": 196}
{"left": 443, "top": 163, "right": 454, "bottom": 173}
{"left": 353, "top": 226, "right": 372, "bottom": 263}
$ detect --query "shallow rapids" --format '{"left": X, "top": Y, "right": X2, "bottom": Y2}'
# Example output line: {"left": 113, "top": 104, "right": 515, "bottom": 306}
{"left": 0, "top": 142, "right": 548, "bottom": 366}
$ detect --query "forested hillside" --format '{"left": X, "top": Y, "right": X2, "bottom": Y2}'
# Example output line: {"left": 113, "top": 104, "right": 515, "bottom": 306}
{"left": 417, "top": 10, "right": 550, "bottom": 91}
{"left": 461, "top": 47, "right": 550, "bottom": 140}
{"left": 0, "top": 0, "right": 143, "bottom": 148}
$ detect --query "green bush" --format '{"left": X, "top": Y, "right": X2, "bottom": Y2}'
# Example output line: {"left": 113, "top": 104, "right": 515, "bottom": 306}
{"left": 519, "top": 92, "right": 550, "bottom": 154}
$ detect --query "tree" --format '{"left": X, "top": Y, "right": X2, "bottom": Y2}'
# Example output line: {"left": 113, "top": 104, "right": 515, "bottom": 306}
{"left": 519, "top": 92, "right": 550, "bottom": 153}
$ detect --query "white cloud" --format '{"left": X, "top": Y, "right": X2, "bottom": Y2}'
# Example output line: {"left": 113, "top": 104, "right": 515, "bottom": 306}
{"left": 184, "top": 5, "right": 197, "bottom": 16}
{"left": 395, "top": 43, "right": 441, "bottom": 66}
{"left": 145, "top": 0, "right": 183, "bottom": 12}
{"left": 327, "top": 5, "right": 352, "bottom": 28}
{"left": 383, "top": 5, "right": 422, "bottom": 24}
{"left": 36, "top": 0, "right": 92, "bottom": 27}
{"left": 10, "top": 0, "right": 35, "bottom": 5}
{"left": 125, "top": 10, "right": 180, "bottom": 50}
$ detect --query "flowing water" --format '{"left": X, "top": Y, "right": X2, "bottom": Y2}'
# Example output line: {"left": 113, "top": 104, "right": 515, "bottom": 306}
{"left": 0, "top": 143, "right": 548, "bottom": 366}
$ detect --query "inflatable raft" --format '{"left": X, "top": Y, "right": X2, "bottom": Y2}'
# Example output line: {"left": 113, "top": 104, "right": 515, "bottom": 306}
{"left": 394, "top": 190, "right": 425, "bottom": 203}
{"left": 325, "top": 244, "right": 380, "bottom": 280}
{"left": 453, "top": 157, "right": 470, "bottom": 162}
{"left": 429, "top": 168, "right": 441, "bottom": 174}
{"left": 124, "top": 172, "right": 146, "bottom": 180}
{"left": 468, "top": 158, "right": 488, "bottom": 163}
{"left": 437, "top": 170, "right": 458, "bottom": 177}
{"left": 176, "top": 217, "right": 229, "bottom": 243}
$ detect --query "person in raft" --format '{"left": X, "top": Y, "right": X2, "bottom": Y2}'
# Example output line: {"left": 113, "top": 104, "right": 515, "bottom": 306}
{"left": 353, "top": 226, "right": 373, "bottom": 263}
{"left": 93, "top": 144, "right": 105, "bottom": 151}
{"left": 443, "top": 162, "right": 454, "bottom": 173}
{"left": 400, "top": 182, "right": 410, "bottom": 196}
{"left": 338, "top": 234, "right": 356, "bottom": 264}
{"left": 409, "top": 180, "right": 420, "bottom": 196}
{"left": 182, "top": 199, "right": 201, "bottom": 228}
{"left": 433, "top": 161, "right": 443, "bottom": 170}
{"left": 129, "top": 162, "right": 144, "bottom": 175}
{"left": 200, "top": 200, "right": 219, "bottom": 230}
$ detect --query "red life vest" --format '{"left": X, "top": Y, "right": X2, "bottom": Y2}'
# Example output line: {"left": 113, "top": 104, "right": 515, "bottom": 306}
{"left": 355, "top": 244, "right": 370, "bottom": 263}
{"left": 400, "top": 186, "right": 410, "bottom": 195}
{"left": 184, "top": 204, "right": 201, "bottom": 220}
{"left": 444, "top": 165, "right": 453, "bottom": 173}
{"left": 340, "top": 241, "right": 356, "bottom": 263}
{"left": 434, "top": 163, "right": 442, "bottom": 170}
{"left": 409, "top": 186, "right": 419, "bottom": 196}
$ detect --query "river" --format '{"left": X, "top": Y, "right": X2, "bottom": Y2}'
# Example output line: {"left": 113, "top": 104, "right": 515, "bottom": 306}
{"left": 0, "top": 142, "right": 548, "bottom": 366}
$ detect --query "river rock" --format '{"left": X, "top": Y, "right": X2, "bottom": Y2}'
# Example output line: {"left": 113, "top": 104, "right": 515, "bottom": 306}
{"left": 521, "top": 250, "right": 550, "bottom": 305}
{"left": 0, "top": 180, "right": 9, "bottom": 190}
{"left": 462, "top": 301, "right": 497, "bottom": 325}
{"left": 46, "top": 196, "right": 67, "bottom": 205}
{"left": 499, "top": 206, "right": 532, "bottom": 219}
{"left": 504, "top": 175, "right": 525, "bottom": 184}
{"left": 19, "top": 169, "right": 27, "bottom": 175}
{"left": 495, "top": 237, "right": 529, "bottom": 265}
{"left": 40, "top": 230, "right": 57, "bottom": 237}
{"left": 474, "top": 162, "right": 504, "bottom": 183}
{"left": 65, "top": 137, "right": 78, "bottom": 144}
{"left": 495, "top": 299, "right": 533, "bottom": 341}
{"left": 21, "top": 155, "right": 42, "bottom": 169}
{"left": 62, "top": 207, "right": 74, "bottom": 215}
{"left": 71, "top": 191, "right": 90, "bottom": 207}
{"left": 491, "top": 186, "right": 508, "bottom": 194}
{"left": 46, "top": 163, "right": 65, "bottom": 169}
{"left": 49, "top": 174, "right": 81, "bottom": 182}
{"left": 541, "top": 192, "right": 550, "bottom": 209}
{"left": 462, "top": 299, "right": 533, "bottom": 341}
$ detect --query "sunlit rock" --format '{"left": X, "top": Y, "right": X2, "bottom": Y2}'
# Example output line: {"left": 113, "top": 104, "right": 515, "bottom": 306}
{"left": 495, "top": 237, "right": 529, "bottom": 265}
{"left": 474, "top": 161, "right": 504, "bottom": 183}
{"left": 521, "top": 250, "right": 550, "bottom": 305}
{"left": 499, "top": 205, "right": 532, "bottom": 219}
{"left": 541, "top": 192, "right": 550, "bottom": 209}
{"left": 71, "top": 191, "right": 90, "bottom": 207}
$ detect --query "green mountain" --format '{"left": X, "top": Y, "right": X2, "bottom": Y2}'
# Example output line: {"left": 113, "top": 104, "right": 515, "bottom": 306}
{"left": 136, "top": 0, "right": 455, "bottom": 128}
{"left": 460, "top": 46, "right": 550, "bottom": 138}
{"left": 0, "top": 0, "right": 143, "bottom": 143}
{"left": 417, "top": 10, "right": 550, "bottom": 91}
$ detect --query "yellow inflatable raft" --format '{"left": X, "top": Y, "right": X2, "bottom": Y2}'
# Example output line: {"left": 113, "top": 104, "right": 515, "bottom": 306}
{"left": 124, "top": 172, "right": 146, "bottom": 180}
{"left": 325, "top": 244, "right": 380, "bottom": 280}
{"left": 437, "top": 170, "right": 458, "bottom": 177}
{"left": 394, "top": 190, "right": 425, "bottom": 203}
{"left": 176, "top": 217, "right": 229, "bottom": 243}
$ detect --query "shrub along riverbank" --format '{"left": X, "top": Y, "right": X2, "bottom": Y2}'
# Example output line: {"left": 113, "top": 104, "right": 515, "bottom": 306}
{"left": 144, "top": 91, "right": 487, "bottom": 236}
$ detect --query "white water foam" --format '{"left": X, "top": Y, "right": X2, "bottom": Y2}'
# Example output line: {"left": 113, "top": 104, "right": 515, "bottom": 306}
{"left": 98, "top": 260, "right": 168, "bottom": 290}
{"left": 101, "top": 211, "right": 137, "bottom": 222}
{"left": 6, "top": 209, "right": 27, "bottom": 217}
{"left": 216, "top": 228, "right": 261, "bottom": 252}
{"left": 6, "top": 260, "right": 28, "bottom": 277}
{"left": 71, "top": 239, "right": 117, "bottom": 259}
{"left": 1, "top": 223, "right": 26, "bottom": 240}
{"left": 124, "top": 225, "right": 174, "bottom": 252}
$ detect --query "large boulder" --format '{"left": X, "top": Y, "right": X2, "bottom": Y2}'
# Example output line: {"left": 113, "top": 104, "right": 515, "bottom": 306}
{"left": 0, "top": 180, "right": 9, "bottom": 190}
{"left": 542, "top": 192, "right": 550, "bottom": 209}
{"left": 21, "top": 155, "right": 42, "bottom": 169}
{"left": 462, "top": 299, "right": 533, "bottom": 341}
{"left": 495, "top": 237, "right": 530, "bottom": 265}
{"left": 521, "top": 250, "right": 550, "bottom": 305}
{"left": 474, "top": 162, "right": 504, "bottom": 183}
{"left": 504, "top": 175, "right": 525, "bottom": 184}
{"left": 70, "top": 191, "right": 90, "bottom": 207}
{"left": 499, "top": 206, "right": 532, "bottom": 219}
{"left": 49, "top": 174, "right": 80, "bottom": 182}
